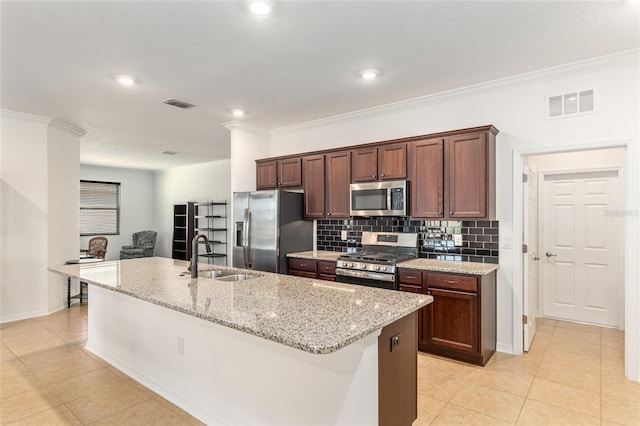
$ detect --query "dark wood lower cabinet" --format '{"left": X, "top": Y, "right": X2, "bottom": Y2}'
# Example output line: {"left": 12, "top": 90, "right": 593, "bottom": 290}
{"left": 398, "top": 268, "right": 496, "bottom": 366}
{"left": 287, "top": 258, "right": 337, "bottom": 281}
{"left": 378, "top": 312, "right": 417, "bottom": 426}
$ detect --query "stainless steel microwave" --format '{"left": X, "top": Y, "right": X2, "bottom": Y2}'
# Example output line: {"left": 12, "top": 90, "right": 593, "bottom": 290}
{"left": 350, "top": 180, "right": 408, "bottom": 216}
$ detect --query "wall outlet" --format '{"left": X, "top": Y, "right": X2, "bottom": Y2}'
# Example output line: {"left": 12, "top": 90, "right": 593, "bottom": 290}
{"left": 341, "top": 230, "right": 348, "bottom": 241}
{"left": 177, "top": 336, "right": 184, "bottom": 355}
{"left": 453, "top": 234, "right": 463, "bottom": 246}
{"left": 390, "top": 333, "right": 401, "bottom": 352}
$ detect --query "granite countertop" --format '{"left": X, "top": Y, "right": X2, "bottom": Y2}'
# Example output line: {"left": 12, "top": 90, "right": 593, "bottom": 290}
{"left": 400, "top": 258, "right": 499, "bottom": 275}
{"left": 288, "top": 250, "right": 499, "bottom": 275}
{"left": 286, "top": 251, "right": 342, "bottom": 261}
{"left": 49, "top": 257, "right": 431, "bottom": 355}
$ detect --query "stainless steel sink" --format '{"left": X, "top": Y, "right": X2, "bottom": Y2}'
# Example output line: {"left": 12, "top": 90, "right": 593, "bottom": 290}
{"left": 198, "top": 269, "right": 235, "bottom": 279}
{"left": 215, "top": 274, "right": 256, "bottom": 282}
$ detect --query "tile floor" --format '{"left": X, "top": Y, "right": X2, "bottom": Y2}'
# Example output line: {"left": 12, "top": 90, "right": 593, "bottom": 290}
{"left": 1, "top": 305, "right": 638, "bottom": 425}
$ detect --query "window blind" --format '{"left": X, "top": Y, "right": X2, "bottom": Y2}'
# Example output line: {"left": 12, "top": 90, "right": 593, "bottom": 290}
{"left": 80, "top": 180, "right": 120, "bottom": 236}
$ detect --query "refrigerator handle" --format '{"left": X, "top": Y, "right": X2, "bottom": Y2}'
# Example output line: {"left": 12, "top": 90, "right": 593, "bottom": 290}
{"left": 243, "top": 208, "right": 251, "bottom": 268}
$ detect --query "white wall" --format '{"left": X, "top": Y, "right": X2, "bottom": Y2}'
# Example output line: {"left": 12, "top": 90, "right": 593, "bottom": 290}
{"left": 1, "top": 111, "right": 82, "bottom": 322}
{"left": 267, "top": 51, "right": 640, "bottom": 369}
{"left": 226, "top": 122, "right": 270, "bottom": 193}
{"left": 153, "top": 160, "right": 231, "bottom": 259}
{"left": 80, "top": 165, "right": 155, "bottom": 261}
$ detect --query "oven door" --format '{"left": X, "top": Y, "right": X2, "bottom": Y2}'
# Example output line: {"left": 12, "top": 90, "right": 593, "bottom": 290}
{"left": 335, "top": 268, "right": 397, "bottom": 290}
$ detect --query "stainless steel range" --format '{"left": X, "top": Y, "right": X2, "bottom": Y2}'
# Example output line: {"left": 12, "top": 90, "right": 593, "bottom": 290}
{"left": 336, "top": 231, "right": 418, "bottom": 290}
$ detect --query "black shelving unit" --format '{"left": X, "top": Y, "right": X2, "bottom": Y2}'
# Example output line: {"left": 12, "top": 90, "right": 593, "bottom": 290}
{"left": 172, "top": 202, "right": 195, "bottom": 260}
{"left": 195, "top": 201, "right": 227, "bottom": 265}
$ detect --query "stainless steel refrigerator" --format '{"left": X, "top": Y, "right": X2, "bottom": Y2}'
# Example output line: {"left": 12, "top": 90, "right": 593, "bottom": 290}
{"left": 233, "top": 190, "right": 313, "bottom": 274}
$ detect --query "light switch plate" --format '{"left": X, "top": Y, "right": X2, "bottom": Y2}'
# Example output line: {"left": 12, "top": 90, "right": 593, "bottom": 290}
{"left": 453, "top": 234, "right": 463, "bottom": 246}
{"left": 341, "top": 230, "right": 348, "bottom": 241}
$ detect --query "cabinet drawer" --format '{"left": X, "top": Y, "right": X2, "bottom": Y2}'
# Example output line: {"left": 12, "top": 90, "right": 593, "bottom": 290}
{"left": 318, "top": 273, "right": 336, "bottom": 282}
{"left": 288, "top": 258, "right": 317, "bottom": 273}
{"left": 290, "top": 270, "right": 317, "bottom": 279}
{"left": 398, "top": 268, "right": 423, "bottom": 285}
{"left": 318, "top": 260, "right": 336, "bottom": 275}
{"left": 427, "top": 273, "right": 477, "bottom": 292}
{"left": 399, "top": 284, "right": 422, "bottom": 294}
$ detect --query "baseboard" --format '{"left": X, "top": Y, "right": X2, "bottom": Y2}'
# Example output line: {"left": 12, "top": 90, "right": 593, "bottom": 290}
{"left": 496, "top": 343, "right": 514, "bottom": 354}
{"left": 1, "top": 307, "right": 50, "bottom": 324}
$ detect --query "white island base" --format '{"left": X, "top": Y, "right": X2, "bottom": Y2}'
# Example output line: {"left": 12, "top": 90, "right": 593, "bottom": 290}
{"left": 86, "top": 285, "right": 383, "bottom": 425}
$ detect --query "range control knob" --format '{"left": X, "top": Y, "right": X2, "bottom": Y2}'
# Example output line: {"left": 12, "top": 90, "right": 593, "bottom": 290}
{"left": 360, "top": 264, "right": 367, "bottom": 269}
{"left": 375, "top": 265, "right": 380, "bottom": 271}
{"left": 380, "top": 266, "right": 387, "bottom": 272}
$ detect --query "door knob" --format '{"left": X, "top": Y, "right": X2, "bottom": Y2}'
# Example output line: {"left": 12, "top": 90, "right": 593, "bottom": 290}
{"left": 545, "top": 252, "right": 557, "bottom": 257}
{"left": 534, "top": 257, "right": 540, "bottom": 261}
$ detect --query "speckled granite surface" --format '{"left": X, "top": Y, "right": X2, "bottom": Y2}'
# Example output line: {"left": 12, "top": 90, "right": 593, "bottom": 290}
{"left": 286, "top": 251, "right": 342, "bottom": 261}
{"left": 49, "top": 257, "right": 431, "bottom": 354}
{"left": 400, "top": 258, "right": 499, "bottom": 275}
{"left": 288, "top": 250, "right": 499, "bottom": 275}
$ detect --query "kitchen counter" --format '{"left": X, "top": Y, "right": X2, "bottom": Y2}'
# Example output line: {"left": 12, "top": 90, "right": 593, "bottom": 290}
{"left": 400, "top": 258, "right": 499, "bottom": 275}
{"left": 287, "top": 250, "right": 499, "bottom": 275}
{"left": 285, "top": 250, "right": 342, "bottom": 261}
{"left": 49, "top": 256, "right": 431, "bottom": 425}
{"left": 49, "top": 256, "right": 430, "bottom": 354}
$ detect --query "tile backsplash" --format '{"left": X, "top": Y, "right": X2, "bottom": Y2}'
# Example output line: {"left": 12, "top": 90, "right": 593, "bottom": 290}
{"left": 316, "top": 218, "right": 499, "bottom": 264}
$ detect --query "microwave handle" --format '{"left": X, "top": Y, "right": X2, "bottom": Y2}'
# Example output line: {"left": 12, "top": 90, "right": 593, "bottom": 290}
{"left": 387, "top": 188, "right": 392, "bottom": 211}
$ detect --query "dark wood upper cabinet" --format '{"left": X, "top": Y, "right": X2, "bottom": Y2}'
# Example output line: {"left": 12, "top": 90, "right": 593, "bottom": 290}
{"left": 256, "top": 160, "right": 277, "bottom": 190}
{"left": 302, "top": 155, "right": 326, "bottom": 219}
{"left": 378, "top": 143, "right": 407, "bottom": 180}
{"left": 351, "top": 148, "right": 378, "bottom": 182}
{"left": 325, "top": 151, "right": 351, "bottom": 218}
{"left": 410, "top": 139, "right": 444, "bottom": 218}
{"left": 447, "top": 132, "right": 488, "bottom": 218}
{"left": 351, "top": 143, "right": 407, "bottom": 183}
{"left": 278, "top": 157, "right": 302, "bottom": 187}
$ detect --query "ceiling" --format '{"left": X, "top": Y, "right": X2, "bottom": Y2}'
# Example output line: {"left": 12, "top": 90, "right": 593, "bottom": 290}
{"left": 2, "top": 1, "right": 638, "bottom": 170}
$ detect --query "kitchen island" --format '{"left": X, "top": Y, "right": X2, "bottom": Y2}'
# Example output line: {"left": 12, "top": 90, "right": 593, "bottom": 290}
{"left": 49, "top": 257, "right": 432, "bottom": 425}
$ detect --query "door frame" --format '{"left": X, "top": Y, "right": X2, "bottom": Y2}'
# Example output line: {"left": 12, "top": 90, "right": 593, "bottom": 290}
{"left": 537, "top": 165, "right": 624, "bottom": 328}
{"left": 511, "top": 139, "right": 638, "bottom": 382}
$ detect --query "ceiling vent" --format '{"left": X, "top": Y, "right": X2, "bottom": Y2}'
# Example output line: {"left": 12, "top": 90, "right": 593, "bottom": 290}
{"left": 162, "top": 98, "right": 196, "bottom": 109}
{"left": 547, "top": 89, "right": 594, "bottom": 119}
{"left": 162, "top": 151, "right": 177, "bottom": 155}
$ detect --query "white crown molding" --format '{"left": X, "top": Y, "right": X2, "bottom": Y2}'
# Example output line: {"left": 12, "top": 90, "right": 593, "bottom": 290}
{"left": 271, "top": 49, "right": 639, "bottom": 136}
{"left": 222, "top": 120, "right": 269, "bottom": 135}
{"left": 156, "top": 158, "right": 231, "bottom": 173}
{"left": 1, "top": 109, "right": 86, "bottom": 136}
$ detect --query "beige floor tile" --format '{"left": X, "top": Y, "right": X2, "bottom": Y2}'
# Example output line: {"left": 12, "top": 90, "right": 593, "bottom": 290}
{"left": 4, "top": 405, "right": 81, "bottom": 425}
{"left": 0, "top": 319, "right": 47, "bottom": 337}
{"left": 431, "top": 403, "right": 513, "bottom": 426}
{"left": 555, "top": 320, "right": 602, "bottom": 334}
{"left": 602, "top": 393, "right": 640, "bottom": 425}
{"left": 527, "top": 378, "right": 601, "bottom": 418}
{"left": 516, "top": 399, "right": 600, "bottom": 425}
{"left": 601, "top": 333, "right": 625, "bottom": 349}
{"left": 2, "top": 329, "right": 67, "bottom": 357}
{"left": 31, "top": 352, "right": 105, "bottom": 384}
{"left": 541, "top": 347, "right": 600, "bottom": 374}
{"left": 484, "top": 352, "right": 542, "bottom": 376}
{"left": 536, "top": 318, "right": 557, "bottom": 327}
{"left": 601, "top": 374, "right": 640, "bottom": 403}
{"left": 1, "top": 346, "right": 17, "bottom": 363}
{"left": 0, "top": 389, "right": 61, "bottom": 424}
{"left": 44, "top": 367, "right": 124, "bottom": 403}
{"left": 413, "top": 394, "right": 446, "bottom": 426}
{"left": 19, "top": 345, "right": 88, "bottom": 371}
{"left": 418, "top": 353, "right": 476, "bottom": 379}
{"left": 602, "top": 344, "right": 625, "bottom": 361}
{"left": 91, "top": 398, "right": 192, "bottom": 425}
{"left": 552, "top": 327, "right": 601, "bottom": 345}
{"left": 417, "top": 369, "right": 464, "bottom": 403}
{"left": 535, "top": 324, "right": 555, "bottom": 335}
{"left": 1, "top": 359, "right": 30, "bottom": 379}
{"left": 600, "top": 327, "right": 624, "bottom": 338}
{"left": 546, "top": 336, "right": 601, "bottom": 358}
{"left": 524, "top": 339, "right": 548, "bottom": 357}
{"left": 0, "top": 371, "right": 46, "bottom": 400}
{"left": 602, "top": 356, "right": 625, "bottom": 376}
{"left": 536, "top": 360, "right": 600, "bottom": 392}
{"left": 65, "top": 381, "right": 151, "bottom": 424}
{"left": 54, "top": 329, "right": 88, "bottom": 344}
{"left": 465, "top": 367, "right": 534, "bottom": 397}
{"left": 449, "top": 383, "right": 525, "bottom": 423}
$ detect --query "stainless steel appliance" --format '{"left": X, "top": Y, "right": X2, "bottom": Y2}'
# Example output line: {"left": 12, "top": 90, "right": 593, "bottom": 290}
{"left": 336, "top": 231, "right": 418, "bottom": 290}
{"left": 350, "top": 180, "right": 408, "bottom": 216}
{"left": 233, "top": 190, "right": 313, "bottom": 273}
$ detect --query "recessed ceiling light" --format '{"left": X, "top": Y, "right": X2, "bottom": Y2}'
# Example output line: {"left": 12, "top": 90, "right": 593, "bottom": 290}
{"left": 360, "top": 69, "right": 379, "bottom": 80}
{"left": 231, "top": 109, "right": 245, "bottom": 117}
{"left": 115, "top": 75, "right": 136, "bottom": 86}
{"left": 248, "top": 1, "right": 272, "bottom": 16}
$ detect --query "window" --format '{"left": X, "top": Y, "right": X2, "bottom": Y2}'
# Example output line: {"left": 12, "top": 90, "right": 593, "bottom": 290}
{"left": 80, "top": 180, "right": 120, "bottom": 236}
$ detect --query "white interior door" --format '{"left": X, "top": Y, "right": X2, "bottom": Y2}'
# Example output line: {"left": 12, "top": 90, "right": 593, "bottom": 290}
{"left": 541, "top": 170, "right": 620, "bottom": 326}
{"left": 523, "top": 165, "right": 539, "bottom": 351}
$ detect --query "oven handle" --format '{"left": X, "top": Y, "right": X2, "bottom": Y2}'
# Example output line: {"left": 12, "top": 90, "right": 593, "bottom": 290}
{"left": 335, "top": 268, "right": 396, "bottom": 283}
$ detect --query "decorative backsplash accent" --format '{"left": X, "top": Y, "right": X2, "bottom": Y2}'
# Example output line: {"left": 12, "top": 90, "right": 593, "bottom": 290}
{"left": 316, "top": 218, "right": 499, "bottom": 264}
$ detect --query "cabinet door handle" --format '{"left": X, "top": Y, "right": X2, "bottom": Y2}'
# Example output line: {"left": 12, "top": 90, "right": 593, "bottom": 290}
{"left": 381, "top": 173, "right": 385, "bottom": 177}
{"left": 406, "top": 275, "right": 417, "bottom": 279}
{"left": 372, "top": 175, "right": 376, "bottom": 178}
{"left": 427, "top": 291, "right": 432, "bottom": 295}
{"left": 299, "top": 263, "right": 306, "bottom": 267}
{"left": 445, "top": 280, "right": 457, "bottom": 284}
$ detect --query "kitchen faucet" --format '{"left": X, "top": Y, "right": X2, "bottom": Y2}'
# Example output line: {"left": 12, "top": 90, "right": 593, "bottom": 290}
{"left": 190, "top": 233, "right": 212, "bottom": 278}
